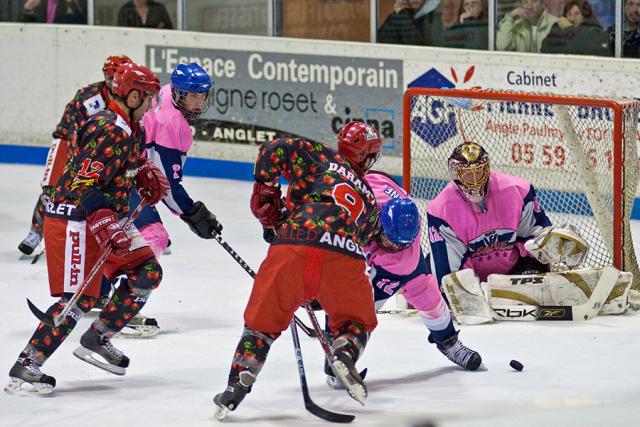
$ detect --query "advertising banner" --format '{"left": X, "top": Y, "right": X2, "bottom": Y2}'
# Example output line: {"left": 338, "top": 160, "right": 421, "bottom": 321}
{"left": 146, "top": 46, "right": 404, "bottom": 155}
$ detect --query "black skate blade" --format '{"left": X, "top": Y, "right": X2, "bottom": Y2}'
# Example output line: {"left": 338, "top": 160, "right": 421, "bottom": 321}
{"left": 304, "top": 399, "right": 355, "bottom": 423}
{"left": 31, "top": 248, "right": 45, "bottom": 264}
{"left": 26, "top": 298, "right": 56, "bottom": 327}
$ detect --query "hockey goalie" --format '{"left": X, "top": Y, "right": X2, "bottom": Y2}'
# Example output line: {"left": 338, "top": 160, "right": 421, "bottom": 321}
{"left": 427, "top": 142, "right": 631, "bottom": 324}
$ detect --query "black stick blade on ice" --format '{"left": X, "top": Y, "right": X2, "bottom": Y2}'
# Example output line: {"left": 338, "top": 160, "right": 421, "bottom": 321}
{"left": 26, "top": 298, "right": 56, "bottom": 327}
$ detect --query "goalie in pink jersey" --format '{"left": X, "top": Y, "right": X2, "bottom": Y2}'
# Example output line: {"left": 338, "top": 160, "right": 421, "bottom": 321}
{"left": 427, "top": 141, "right": 553, "bottom": 286}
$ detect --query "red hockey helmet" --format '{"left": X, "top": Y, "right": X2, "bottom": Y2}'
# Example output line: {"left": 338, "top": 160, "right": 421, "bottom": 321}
{"left": 337, "top": 121, "right": 383, "bottom": 171}
{"left": 110, "top": 62, "right": 161, "bottom": 99}
{"left": 103, "top": 55, "right": 132, "bottom": 85}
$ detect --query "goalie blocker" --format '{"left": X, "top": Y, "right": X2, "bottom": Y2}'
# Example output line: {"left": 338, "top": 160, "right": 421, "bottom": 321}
{"left": 442, "top": 267, "right": 631, "bottom": 324}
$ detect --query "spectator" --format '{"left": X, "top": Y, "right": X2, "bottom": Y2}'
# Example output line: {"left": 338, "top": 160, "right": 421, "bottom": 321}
{"left": 415, "top": 0, "right": 462, "bottom": 46}
{"left": 117, "top": 0, "right": 173, "bottom": 29}
{"left": 496, "top": 0, "right": 558, "bottom": 52}
{"left": 377, "top": 0, "right": 424, "bottom": 45}
{"left": 541, "top": 0, "right": 609, "bottom": 56}
{"left": 22, "top": 0, "right": 86, "bottom": 24}
{"left": 620, "top": 0, "right": 640, "bottom": 56}
{"left": 442, "top": 0, "right": 488, "bottom": 49}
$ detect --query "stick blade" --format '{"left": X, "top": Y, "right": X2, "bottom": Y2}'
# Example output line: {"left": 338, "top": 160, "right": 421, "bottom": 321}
{"left": 304, "top": 400, "right": 355, "bottom": 423}
{"left": 26, "top": 298, "right": 55, "bottom": 327}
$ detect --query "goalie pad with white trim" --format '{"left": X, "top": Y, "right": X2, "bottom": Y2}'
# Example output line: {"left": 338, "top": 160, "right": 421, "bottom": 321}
{"left": 524, "top": 225, "right": 589, "bottom": 269}
{"left": 441, "top": 269, "right": 493, "bottom": 325}
{"left": 488, "top": 268, "right": 632, "bottom": 316}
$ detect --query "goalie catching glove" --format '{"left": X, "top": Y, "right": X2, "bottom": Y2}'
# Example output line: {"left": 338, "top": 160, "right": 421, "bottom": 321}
{"left": 180, "top": 201, "right": 223, "bottom": 238}
{"left": 524, "top": 224, "right": 588, "bottom": 269}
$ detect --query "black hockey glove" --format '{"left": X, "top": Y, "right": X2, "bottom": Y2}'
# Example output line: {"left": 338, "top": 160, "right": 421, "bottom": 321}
{"left": 180, "top": 201, "right": 222, "bottom": 239}
{"left": 263, "top": 228, "right": 276, "bottom": 244}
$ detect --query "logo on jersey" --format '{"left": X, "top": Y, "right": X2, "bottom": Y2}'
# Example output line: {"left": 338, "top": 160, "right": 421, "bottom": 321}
{"left": 83, "top": 94, "right": 106, "bottom": 116}
{"left": 467, "top": 229, "right": 516, "bottom": 257}
{"left": 68, "top": 230, "right": 82, "bottom": 287}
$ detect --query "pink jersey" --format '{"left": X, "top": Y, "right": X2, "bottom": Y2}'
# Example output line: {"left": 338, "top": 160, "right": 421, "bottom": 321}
{"left": 143, "top": 84, "right": 193, "bottom": 153}
{"left": 427, "top": 170, "right": 551, "bottom": 283}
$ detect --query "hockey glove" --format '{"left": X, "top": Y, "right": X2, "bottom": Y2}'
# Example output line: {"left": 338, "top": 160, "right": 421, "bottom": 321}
{"left": 87, "top": 209, "right": 131, "bottom": 253}
{"left": 250, "top": 181, "right": 284, "bottom": 229}
{"left": 135, "top": 158, "right": 170, "bottom": 206}
{"left": 180, "top": 201, "right": 223, "bottom": 238}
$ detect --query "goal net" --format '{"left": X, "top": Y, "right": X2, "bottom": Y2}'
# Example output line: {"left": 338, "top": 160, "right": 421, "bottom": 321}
{"left": 403, "top": 88, "right": 640, "bottom": 293}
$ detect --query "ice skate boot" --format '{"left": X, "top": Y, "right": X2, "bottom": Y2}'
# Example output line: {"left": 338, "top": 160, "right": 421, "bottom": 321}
{"left": 18, "top": 229, "right": 42, "bottom": 256}
{"left": 213, "top": 371, "right": 256, "bottom": 421}
{"left": 430, "top": 331, "right": 482, "bottom": 371}
{"left": 4, "top": 358, "right": 56, "bottom": 396}
{"left": 329, "top": 338, "right": 367, "bottom": 405}
{"left": 116, "top": 315, "right": 160, "bottom": 338}
{"left": 73, "top": 327, "right": 129, "bottom": 375}
{"left": 325, "top": 356, "right": 368, "bottom": 390}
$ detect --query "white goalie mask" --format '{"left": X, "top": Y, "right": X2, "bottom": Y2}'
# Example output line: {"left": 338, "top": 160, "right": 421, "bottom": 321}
{"left": 448, "top": 142, "right": 491, "bottom": 204}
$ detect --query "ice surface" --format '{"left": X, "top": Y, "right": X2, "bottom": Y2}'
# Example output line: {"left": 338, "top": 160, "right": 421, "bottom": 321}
{"left": 1, "top": 164, "right": 640, "bottom": 427}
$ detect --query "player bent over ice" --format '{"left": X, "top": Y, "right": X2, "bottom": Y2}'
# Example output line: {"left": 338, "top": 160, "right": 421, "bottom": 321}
{"left": 4, "top": 63, "right": 168, "bottom": 396}
{"left": 426, "top": 142, "right": 619, "bottom": 324}
{"left": 213, "top": 122, "right": 382, "bottom": 420}
{"left": 97, "top": 63, "right": 222, "bottom": 336}
{"left": 18, "top": 55, "right": 132, "bottom": 256}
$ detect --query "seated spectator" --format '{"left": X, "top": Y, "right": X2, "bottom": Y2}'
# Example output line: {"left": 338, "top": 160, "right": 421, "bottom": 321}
{"left": 620, "top": 0, "right": 640, "bottom": 57}
{"left": 496, "top": 0, "right": 558, "bottom": 53}
{"left": 117, "top": 0, "right": 173, "bottom": 29}
{"left": 22, "top": 0, "right": 86, "bottom": 24}
{"left": 541, "top": 0, "right": 609, "bottom": 56}
{"left": 415, "top": 0, "right": 461, "bottom": 46}
{"left": 377, "top": 0, "right": 424, "bottom": 45}
{"left": 441, "top": 0, "right": 488, "bottom": 49}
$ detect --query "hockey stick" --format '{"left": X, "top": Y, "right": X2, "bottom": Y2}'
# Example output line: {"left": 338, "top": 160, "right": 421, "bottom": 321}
{"left": 211, "top": 232, "right": 318, "bottom": 338}
{"left": 26, "top": 200, "right": 146, "bottom": 327}
{"left": 491, "top": 266, "right": 619, "bottom": 321}
{"left": 214, "top": 234, "right": 355, "bottom": 422}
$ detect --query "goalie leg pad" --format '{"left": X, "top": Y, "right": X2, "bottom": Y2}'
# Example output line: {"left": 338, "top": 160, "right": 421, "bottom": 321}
{"left": 441, "top": 269, "right": 493, "bottom": 325}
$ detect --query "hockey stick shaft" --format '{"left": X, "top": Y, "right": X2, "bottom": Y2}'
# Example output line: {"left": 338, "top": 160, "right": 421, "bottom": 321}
{"left": 27, "top": 200, "right": 145, "bottom": 327}
{"left": 212, "top": 233, "right": 317, "bottom": 338}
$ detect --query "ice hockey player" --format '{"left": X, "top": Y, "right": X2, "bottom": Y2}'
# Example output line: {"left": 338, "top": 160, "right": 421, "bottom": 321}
{"left": 5, "top": 62, "right": 168, "bottom": 396}
{"left": 96, "top": 63, "right": 222, "bottom": 336}
{"left": 213, "top": 122, "right": 382, "bottom": 420}
{"left": 18, "top": 55, "right": 132, "bottom": 256}
{"left": 322, "top": 170, "right": 482, "bottom": 388}
{"left": 427, "top": 142, "right": 599, "bottom": 324}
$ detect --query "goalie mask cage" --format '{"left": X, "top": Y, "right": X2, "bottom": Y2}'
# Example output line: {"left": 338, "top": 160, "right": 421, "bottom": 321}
{"left": 403, "top": 88, "right": 640, "bottom": 290}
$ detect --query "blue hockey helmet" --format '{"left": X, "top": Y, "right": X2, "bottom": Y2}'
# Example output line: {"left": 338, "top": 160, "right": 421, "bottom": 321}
{"left": 170, "top": 63, "right": 212, "bottom": 119}
{"left": 379, "top": 197, "right": 420, "bottom": 249}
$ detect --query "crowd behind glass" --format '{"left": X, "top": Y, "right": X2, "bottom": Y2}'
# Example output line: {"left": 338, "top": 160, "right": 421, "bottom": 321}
{"left": 0, "top": 0, "right": 637, "bottom": 58}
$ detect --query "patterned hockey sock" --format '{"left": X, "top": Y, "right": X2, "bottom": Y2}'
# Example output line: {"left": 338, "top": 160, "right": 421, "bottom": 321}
{"left": 18, "top": 294, "right": 95, "bottom": 365}
{"left": 227, "top": 327, "right": 279, "bottom": 386}
{"left": 30, "top": 190, "right": 51, "bottom": 234}
{"left": 96, "top": 259, "right": 162, "bottom": 335}
{"left": 334, "top": 321, "right": 369, "bottom": 361}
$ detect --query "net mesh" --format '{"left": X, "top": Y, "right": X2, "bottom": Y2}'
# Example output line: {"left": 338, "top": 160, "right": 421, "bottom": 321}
{"left": 405, "top": 89, "right": 640, "bottom": 289}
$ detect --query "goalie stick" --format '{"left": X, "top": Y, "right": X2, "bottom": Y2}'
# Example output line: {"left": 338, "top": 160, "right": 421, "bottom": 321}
{"left": 491, "top": 266, "right": 619, "bottom": 321}
{"left": 27, "top": 200, "right": 146, "bottom": 327}
{"left": 214, "top": 233, "right": 355, "bottom": 422}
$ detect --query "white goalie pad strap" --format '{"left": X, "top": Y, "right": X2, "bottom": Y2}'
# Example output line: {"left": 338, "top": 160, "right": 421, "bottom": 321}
{"left": 487, "top": 268, "right": 632, "bottom": 316}
{"left": 524, "top": 225, "right": 589, "bottom": 269}
{"left": 441, "top": 269, "right": 493, "bottom": 325}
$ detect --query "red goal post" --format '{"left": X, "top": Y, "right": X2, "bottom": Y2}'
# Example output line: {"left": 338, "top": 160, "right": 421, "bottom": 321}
{"left": 402, "top": 87, "right": 640, "bottom": 290}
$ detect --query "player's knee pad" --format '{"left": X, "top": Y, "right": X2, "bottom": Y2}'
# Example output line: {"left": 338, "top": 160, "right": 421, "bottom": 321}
{"left": 140, "top": 222, "right": 169, "bottom": 259}
{"left": 128, "top": 259, "right": 163, "bottom": 296}
{"left": 402, "top": 274, "right": 444, "bottom": 313}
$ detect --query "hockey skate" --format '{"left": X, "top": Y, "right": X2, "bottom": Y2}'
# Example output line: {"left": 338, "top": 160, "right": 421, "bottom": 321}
{"left": 18, "top": 229, "right": 42, "bottom": 256}
{"left": 73, "top": 328, "right": 129, "bottom": 375}
{"left": 116, "top": 315, "right": 160, "bottom": 338}
{"left": 324, "top": 357, "right": 368, "bottom": 390}
{"left": 329, "top": 338, "right": 367, "bottom": 405}
{"left": 213, "top": 371, "right": 255, "bottom": 421}
{"left": 430, "top": 332, "right": 482, "bottom": 371}
{"left": 4, "top": 358, "right": 56, "bottom": 396}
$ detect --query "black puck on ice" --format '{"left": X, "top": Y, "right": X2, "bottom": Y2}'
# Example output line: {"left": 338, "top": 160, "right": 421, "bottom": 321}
{"left": 510, "top": 360, "right": 524, "bottom": 371}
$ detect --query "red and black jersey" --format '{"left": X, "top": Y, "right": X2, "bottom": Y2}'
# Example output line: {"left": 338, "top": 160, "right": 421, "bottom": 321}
{"left": 53, "top": 81, "right": 110, "bottom": 158}
{"left": 255, "top": 138, "right": 378, "bottom": 259}
{"left": 50, "top": 101, "right": 145, "bottom": 219}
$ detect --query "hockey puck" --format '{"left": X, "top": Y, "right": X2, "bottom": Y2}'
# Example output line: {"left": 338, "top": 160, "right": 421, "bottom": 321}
{"left": 510, "top": 360, "right": 524, "bottom": 371}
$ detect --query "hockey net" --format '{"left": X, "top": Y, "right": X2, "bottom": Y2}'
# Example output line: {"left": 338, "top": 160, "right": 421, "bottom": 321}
{"left": 402, "top": 88, "right": 640, "bottom": 298}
